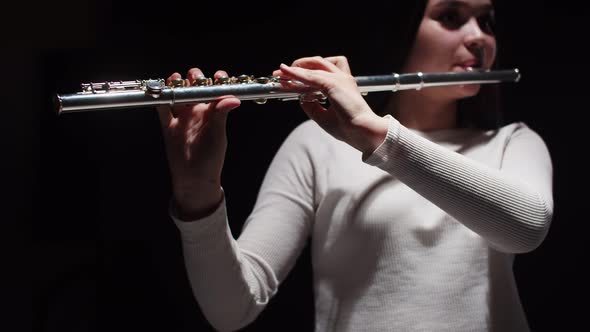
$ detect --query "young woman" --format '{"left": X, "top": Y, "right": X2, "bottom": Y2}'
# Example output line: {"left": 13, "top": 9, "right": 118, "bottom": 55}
{"left": 156, "top": 0, "right": 553, "bottom": 330}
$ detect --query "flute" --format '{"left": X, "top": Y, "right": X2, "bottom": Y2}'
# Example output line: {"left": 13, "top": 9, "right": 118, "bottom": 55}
{"left": 54, "top": 68, "right": 520, "bottom": 115}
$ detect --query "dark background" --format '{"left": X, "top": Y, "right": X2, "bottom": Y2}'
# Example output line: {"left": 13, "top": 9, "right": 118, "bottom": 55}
{"left": 10, "top": 0, "right": 585, "bottom": 331}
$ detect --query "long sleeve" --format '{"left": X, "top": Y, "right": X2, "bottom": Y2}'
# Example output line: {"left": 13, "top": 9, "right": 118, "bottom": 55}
{"left": 364, "top": 115, "right": 554, "bottom": 253}
{"left": 171, "top": 124, "right": 317, "bottom": 331}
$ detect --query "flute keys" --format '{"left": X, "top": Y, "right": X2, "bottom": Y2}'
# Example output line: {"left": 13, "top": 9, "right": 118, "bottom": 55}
{"left": 169, "top": 79, "right": 187, "bottom": 88}
{"left": 237, "top": 75, "right": 253, "bottom": 83}
{"left": 192, "top": 77, "right": 212, "bottom": 86}
{"left": 299, "top": 92, "right": 327, "bottom": 104}
{"left": 145, "top": 79, "right": 166, "bottom": 98}
{"left": 214, "top": 76, "right": 231, "bottom": 85}
{"left": 254, "top": 77, "right": 271, "bottom": 84}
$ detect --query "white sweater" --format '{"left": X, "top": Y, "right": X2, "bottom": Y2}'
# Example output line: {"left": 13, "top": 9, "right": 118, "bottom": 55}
{"left": 172, "top": 115, "right": 553, "bottom": 332}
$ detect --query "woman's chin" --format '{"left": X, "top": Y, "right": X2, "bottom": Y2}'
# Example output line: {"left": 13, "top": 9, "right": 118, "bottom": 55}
{"left": 457, "top": 84, "right": 481, "bottom": 98}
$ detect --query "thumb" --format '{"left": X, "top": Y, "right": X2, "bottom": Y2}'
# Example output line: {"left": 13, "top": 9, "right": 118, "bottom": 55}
{"left": 202, "top": 98, "right": 241, "bottom": 127}
{"left": 212, "top": 97, "right": 241, "bottom": 115}
{"left": 300, "top": 101, "right": 329, "bottom": 124}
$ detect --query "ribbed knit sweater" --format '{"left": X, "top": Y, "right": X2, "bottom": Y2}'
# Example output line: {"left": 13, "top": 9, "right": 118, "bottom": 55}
{"left": 172, "top": 115, "right": 554, "bottom": 332}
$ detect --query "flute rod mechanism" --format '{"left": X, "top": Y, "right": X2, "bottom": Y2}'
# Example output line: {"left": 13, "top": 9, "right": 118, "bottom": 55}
{"left": 54, "top": 69, "right": 520, "bottom": 115}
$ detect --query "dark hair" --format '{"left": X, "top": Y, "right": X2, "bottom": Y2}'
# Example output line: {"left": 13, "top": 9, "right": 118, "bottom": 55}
{"left": 345, "top": 0, "right": 504, "bottom": 130}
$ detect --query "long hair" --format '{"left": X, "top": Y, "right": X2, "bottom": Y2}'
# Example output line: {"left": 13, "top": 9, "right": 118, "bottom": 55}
{"left": 341, "top": 0, "right": 503, "bottom": 130}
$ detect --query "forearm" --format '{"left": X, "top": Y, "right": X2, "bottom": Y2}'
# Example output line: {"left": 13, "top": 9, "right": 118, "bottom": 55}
{"left": 366, "top": 116, "right": 553, "bottom": 253}
{"left": 172, "top": 198, "right": 278, "bottom": 331}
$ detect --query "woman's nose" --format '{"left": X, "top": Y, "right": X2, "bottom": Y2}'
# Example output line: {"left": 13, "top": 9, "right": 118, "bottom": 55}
{"left": 463, "top": 17, "right": 485, "bottom": 49}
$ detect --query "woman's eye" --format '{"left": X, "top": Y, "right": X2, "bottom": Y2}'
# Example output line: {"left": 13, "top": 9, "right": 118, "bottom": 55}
{"left": 477, "top": 14, "right": 496, "bottom": 34}
{"left": 438, "top": 11, "right": 464, "bottom": 29}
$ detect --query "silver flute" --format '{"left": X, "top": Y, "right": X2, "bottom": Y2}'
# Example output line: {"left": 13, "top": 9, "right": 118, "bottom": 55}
{"left": 54, "top": 68, "right": 520, "bottom": 115}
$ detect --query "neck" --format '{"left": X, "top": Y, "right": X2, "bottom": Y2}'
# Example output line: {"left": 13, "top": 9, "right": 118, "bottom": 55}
{"left": 390, "top": 91, "right": 458, "bottom": 132}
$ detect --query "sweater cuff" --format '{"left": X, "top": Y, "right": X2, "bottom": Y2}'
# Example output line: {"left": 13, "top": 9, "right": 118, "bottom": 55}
{"left": 170, "top": 191, "right": 228, "bottom": 238}
{"left": 364, "top": 114, "right": 402, "bottom": 166}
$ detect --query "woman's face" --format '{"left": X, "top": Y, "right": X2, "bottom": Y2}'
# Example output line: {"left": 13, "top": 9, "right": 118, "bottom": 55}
{"left": 403, "top": 0, "right": 497, "bottom": 99}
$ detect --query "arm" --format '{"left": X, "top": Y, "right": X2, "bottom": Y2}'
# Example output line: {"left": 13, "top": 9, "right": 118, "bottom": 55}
{"left": 171, "top": 124, "right": 316, "bottom": 331}
{"left": 276, "top": 56, "right": 553, "bottom": 253}
{"left": 365, "top": 115, "right": 554, "bottom": 253}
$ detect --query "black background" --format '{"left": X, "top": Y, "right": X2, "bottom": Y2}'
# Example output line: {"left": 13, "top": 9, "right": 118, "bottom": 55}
{"left": 9, "top": 0, "right": 586, "bottom": 331}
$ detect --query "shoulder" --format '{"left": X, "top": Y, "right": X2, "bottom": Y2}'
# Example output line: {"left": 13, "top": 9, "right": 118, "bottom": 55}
{"left": 496, "top": 121, "right": 547, "bottom": 144}
{"left": 496, "top": 121, "right": 529, "bottom": 135}
{"left": 493, "top": 122, "right": 551, "bottom": 159}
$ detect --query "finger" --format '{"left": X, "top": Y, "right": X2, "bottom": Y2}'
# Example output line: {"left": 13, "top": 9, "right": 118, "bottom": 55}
{"left": 212, "top": 97, "right": 241, "bottom": 114}
{"left": 201, "top": 98, "right": 240, "bottom": 129}
{"left": 171, "top": 68, "right": 206, "bottom": 120}
{"left": 299, "top": 99, "right": 330, "bottom": 124}
{"left": 272, "top": 69, "right": 284, "bottom": 77}
{"left": 279, "top": 63, "right": 327, "bottom": 88}
{"left": 187, "top": 68, "right": 206, "bottom": 85}
{"left": 291, "top": 56, "right": 345, "bottom": 74}
{"left": 272, "top": 69, "right": 298, "bottom": 83}
{"left": 210, "top": 70, "right": 241, "bottom": 113}
{"left": 214, "top": 70, "right": 229, "bottom": 79}
{"left": 324, "top": 56, "right": 351, "bottom": 74}
{"left": 291, "top": 56, "right": 333, "bottom": 71}
{"left": 163, "top": 72, "right": 186, "bottom": 119}
{"left": 166, "top": 72, "right": 182, "bottom": 86}
{"left": 211, "top": 70, "right": 232, "bottom": 85}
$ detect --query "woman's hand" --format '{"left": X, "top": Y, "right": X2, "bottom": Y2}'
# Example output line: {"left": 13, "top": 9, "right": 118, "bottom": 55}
{"left": 273, "top": 56, "right": 389, "bottom": 155}
{"left": 157, "top": 67, "right": 241, "bottom": 220}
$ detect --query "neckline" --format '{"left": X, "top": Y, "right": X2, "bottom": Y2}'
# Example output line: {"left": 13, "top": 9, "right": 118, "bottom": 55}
{"left": 407, "top": 126, "right": 482, "bottom": 143}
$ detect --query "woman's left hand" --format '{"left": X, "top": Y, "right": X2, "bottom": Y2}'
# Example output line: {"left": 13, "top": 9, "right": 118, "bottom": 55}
{"left": 273, "top": 56, "right": 389, "bottom": 155}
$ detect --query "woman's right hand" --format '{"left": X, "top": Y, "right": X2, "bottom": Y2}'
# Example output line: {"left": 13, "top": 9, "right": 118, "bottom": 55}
{"left": 157, "top": 67, "right": 241, "bottom": 220}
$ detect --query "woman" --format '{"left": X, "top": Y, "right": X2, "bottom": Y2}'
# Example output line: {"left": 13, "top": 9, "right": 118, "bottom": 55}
{"left": 157, "top": 0, "right": 554, "bottom": 330}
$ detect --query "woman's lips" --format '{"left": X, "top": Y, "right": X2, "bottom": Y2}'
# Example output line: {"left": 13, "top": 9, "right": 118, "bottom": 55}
{"left": 453, "top": 64, "right": 477, "bottom": 72}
